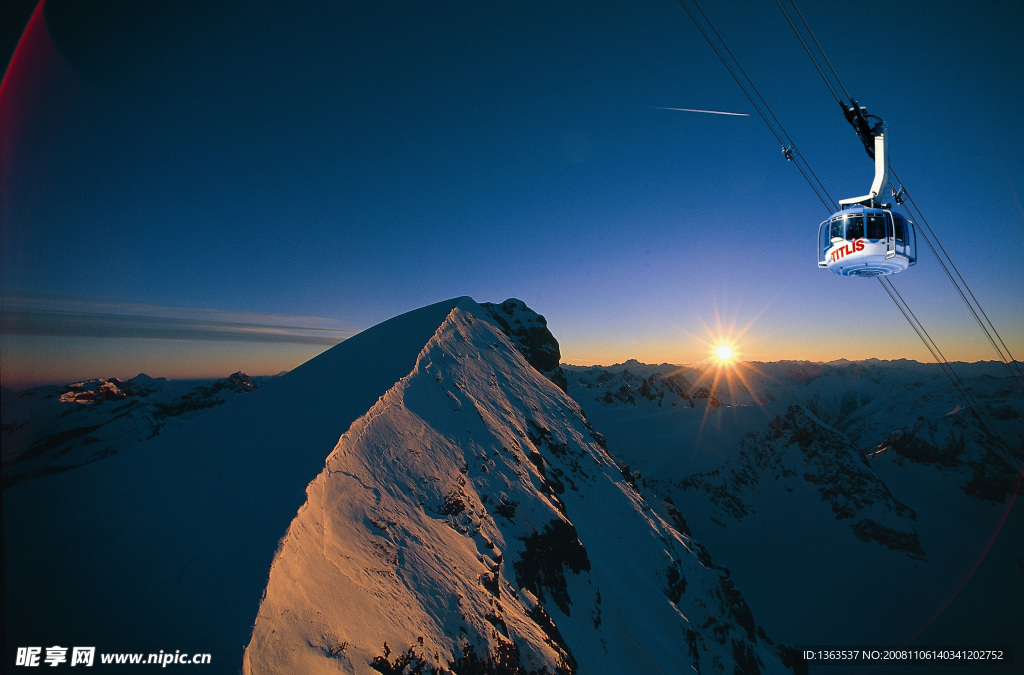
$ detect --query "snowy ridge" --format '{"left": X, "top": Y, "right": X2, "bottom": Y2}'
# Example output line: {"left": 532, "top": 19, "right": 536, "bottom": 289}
{"left": 244, "top": 300, "right": 796, "bottom": 674}
{"left": 5, "top": 298, "right": 796, "bottom": 673}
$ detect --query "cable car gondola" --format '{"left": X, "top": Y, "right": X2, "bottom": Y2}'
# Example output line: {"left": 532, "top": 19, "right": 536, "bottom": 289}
{"left": 818, "top": 204, "right": 917, "bottom": 276}
{"left": 818, "top": 109, "right": 917, "bottom": 276}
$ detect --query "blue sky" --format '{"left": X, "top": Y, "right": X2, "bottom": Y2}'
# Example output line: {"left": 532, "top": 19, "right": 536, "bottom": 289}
{"left": 2, "top": 0, "right": 1023, "bottom": 386}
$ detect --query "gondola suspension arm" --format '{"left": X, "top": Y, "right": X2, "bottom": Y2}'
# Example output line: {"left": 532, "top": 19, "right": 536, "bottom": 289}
{"left": 839, "top": 121, "right": 889, "bottom": 208}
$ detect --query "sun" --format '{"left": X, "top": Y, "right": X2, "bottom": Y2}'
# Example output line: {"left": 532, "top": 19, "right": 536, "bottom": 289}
{"left": 714, "top": 344, "right": 734, "bottom": 364}
{"left": 678, "top": 303, "right": 770, "bottom": 415}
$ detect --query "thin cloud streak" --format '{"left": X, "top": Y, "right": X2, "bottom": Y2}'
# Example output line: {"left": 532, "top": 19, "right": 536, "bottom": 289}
{"left": 1, "top": 297, "right": 358, "bottom": 345}
{"left": 652, "top": 106, "right": 749, "bottom": 116}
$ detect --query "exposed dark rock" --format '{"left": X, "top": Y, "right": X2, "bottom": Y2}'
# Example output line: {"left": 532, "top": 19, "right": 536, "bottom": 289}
{"left": 884, "top": 425, "right": 963, "bottom": 468}
{"left": 450, "top": 640, "right": 523, "bottom": 675}
{"left": 663, "top": 561, "right": 687, "bottom": 604}
{"left": 718, "top": 575, "right": 756, "bottom": 641}
{"left": 620, "top": 463, "right": 638, "bottom": 490}
{"left": 779, "top": 645, "right": 809, "bottom": 675}
{"left": 370, "top": 642, "right": 429, "bottom": 674}
{"left": 963, "top": 449, "right": 1020, "bottom": 503}
{"left": 525, "top": 605, "right": 577, "bottom": 675}
{"left": 440, "top": 490, "right": 467, "bottom": 516}
{"left": 482, "top": 299, "right": 567, "bottom": 393}
{"left": 663, "top": 498, "right": 692, "bottom": 536}
{"left": 21, "top": 425, "right": 103, "bottom": 462}
{"left": 882, "top": 417, "right": 1020, "bottom": 502}
{"left": 153, "top": 373, "right": 257, "bottom": 419}
{"left": 732, "top": 638, "right": 762, "bottom": 675}
{"left": 494, "top": 497, "right": 518, "bottom": 522}
{"left": 851, "top": 519, "right": 926, "bottom": 559}
{"left": 514, "top": 521, "right": 591, "bottom": 616}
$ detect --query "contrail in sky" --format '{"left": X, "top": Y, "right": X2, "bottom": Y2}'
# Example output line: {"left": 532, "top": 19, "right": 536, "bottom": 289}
{"left": 653, "top": 106, "right": 749, "bottom": 116}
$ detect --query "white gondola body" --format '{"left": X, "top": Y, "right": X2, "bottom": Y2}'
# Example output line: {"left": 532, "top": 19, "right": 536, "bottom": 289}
{"left": 818, "top": 205, "right": 917, "bottom": 277}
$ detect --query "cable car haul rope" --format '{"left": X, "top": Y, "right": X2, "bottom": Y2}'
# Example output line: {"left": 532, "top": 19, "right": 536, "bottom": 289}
{"left": 674, "top": 0, "right": 1024, "bottom": 477}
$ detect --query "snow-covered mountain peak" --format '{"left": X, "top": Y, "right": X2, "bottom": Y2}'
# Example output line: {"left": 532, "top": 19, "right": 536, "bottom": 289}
{"left": 243, "top": 300, "right": 796, "bottom": 674}
{"left": 58, "top": 377, "right": 130, "bottom": 404}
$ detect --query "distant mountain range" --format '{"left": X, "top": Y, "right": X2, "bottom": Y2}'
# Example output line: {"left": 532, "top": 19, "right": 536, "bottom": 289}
{"left": 2, "top": 371, "right": 270, "bottom": 487}
{"left": 563, "top": 358, "right": 1023, "bottom": 670}
{"left": 4, "top": 298, "right": 1021, "bottom": 674}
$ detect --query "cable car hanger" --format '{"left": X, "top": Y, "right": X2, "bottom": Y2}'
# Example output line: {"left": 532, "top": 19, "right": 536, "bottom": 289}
{"left": 838, "top": 107, "right": 887, "bottom": 209}
{"left": 842, "top": 99, "right": 884, "bottom": 160}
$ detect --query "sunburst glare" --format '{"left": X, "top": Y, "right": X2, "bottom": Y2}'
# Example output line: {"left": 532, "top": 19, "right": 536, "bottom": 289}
{"left": 675, "top": 300, "right": 774, "bottom": 441}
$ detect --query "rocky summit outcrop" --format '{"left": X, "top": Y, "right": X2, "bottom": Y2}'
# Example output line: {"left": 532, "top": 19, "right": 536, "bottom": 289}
{"left": 483, "top": 299, "right": 568, "bottom": 393}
